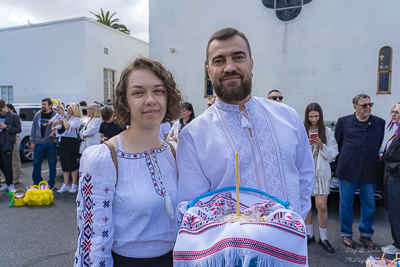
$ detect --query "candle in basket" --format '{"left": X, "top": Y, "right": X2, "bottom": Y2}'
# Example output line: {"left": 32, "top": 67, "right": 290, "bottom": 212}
{"left": 235, "top": 150, "right": 240, "bottom": 216}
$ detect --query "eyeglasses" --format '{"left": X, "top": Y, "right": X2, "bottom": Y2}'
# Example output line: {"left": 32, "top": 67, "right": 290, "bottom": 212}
{"left": 269, "top": 96, "right": 284, "bottom": 101}
{"left": 207, "top": 104, "right": 212, "bottom": 107}
{"left": 356, "top": 103, "right": 374, "bottom": 108}
{"left": 87, "top": 108, "right": 94, "bottom": 110}
{"left": 391, "top": 110, "right": 399, "bottom": 115}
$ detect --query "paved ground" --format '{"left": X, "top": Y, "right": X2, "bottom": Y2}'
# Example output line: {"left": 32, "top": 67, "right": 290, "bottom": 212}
{"left": 0, "top": 160, "right": 396, "bottom": 266}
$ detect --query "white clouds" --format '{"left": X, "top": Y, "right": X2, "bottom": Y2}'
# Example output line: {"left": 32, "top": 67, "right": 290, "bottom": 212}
{"left": 0, "top": 0, "right": 149, "bottom": 42}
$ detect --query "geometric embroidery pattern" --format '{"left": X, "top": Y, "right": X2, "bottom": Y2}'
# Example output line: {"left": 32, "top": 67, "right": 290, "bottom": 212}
{"left": 102, "top": 230, "right": 109, "bottom": 238}
{"left": 115, "top": 142, "right": 168, "bottom": 198}
{"left": 103, "top": 200, "right": 110, "bottom": 208}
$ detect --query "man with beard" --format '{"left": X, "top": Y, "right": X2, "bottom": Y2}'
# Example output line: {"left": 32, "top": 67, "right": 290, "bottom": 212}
{"left": 176, "top": 28, "right": 315, "bottom": 219}
{"left": 30, "top": 98, "right": 58, "bottom": 189}
{"left": 335, "top": 94, "right": 385, "bottom": 249}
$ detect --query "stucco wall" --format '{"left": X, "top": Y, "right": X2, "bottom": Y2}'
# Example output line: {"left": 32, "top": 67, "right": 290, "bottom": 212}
{"left": 0, "top": 17, "right": 149, "bottom": 104}
{"left": 149, "top": 0, "right": 400, "bottom": 130}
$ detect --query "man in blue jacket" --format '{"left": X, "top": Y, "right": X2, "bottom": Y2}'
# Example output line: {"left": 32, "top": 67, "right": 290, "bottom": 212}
{"left": 335, "top": 94, "right": 385, "bottom": 249}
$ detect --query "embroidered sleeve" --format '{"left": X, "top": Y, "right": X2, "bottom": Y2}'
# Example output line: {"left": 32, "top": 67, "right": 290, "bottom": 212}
{"left": 74, "top": 144, "right": 116, "bottom": 267}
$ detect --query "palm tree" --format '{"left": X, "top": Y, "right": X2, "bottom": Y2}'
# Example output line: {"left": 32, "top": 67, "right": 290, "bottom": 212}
{"left": 90, "top": 9, "right": 130, "bottom": 35}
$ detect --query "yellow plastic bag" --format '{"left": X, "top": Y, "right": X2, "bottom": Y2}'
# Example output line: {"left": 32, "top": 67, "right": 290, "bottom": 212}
{"left": 24, "top": 181, "right": 54, "bottom": 206}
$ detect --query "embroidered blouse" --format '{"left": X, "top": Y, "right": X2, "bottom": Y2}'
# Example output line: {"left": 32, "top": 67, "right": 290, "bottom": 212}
{"left": 74, "top": 135, "right": 178, "bottom": 266}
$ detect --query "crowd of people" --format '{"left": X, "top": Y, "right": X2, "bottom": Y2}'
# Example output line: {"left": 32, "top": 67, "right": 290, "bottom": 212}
{"left": 0, "top": 27, "right": 399, "bottom": 266}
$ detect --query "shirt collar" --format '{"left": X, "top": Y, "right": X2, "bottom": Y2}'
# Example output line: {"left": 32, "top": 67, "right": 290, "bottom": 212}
{"left": 214, "top": 94, "right": 254, "bottom": 112}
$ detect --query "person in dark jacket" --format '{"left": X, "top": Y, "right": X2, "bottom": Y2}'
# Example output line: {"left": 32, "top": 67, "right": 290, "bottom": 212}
{"left": 30, "top": 98, "right": 57, "bottom": 189}
{"left": 381, "top": 102, "right": 400, "bottom": 255}
{"left": 335, "top": 94, "right": 385, "bottom": 249}
{"left": 0, "top": 99, "right": 22, "bottom": 192}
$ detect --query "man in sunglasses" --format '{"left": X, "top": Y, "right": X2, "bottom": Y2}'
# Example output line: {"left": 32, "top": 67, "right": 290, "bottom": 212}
{"left": 335, "top": 93, "right": 385, "bottom": 250}
{"left": 267, "top": 90, "right": 284, "bottom": 102}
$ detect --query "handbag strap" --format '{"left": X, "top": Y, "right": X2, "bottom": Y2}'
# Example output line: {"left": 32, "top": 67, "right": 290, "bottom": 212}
{"left": 165, "top": 141, "right": 176, "bottom": 160}
{"left": 104, "top": 140, "right": 118, "bottom": 186}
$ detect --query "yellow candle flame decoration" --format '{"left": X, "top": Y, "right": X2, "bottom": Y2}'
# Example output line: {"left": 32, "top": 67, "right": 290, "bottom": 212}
{"left": 235, "top": 151, "right": 240, "bottom": 216}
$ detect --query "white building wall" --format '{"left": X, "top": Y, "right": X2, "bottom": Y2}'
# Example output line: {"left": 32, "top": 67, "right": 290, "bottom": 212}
{"left": 149, "top": 0, "right": 400, "bottom": 131}
{"left": 0, "top": 17, "right": 149, "bottom": 104}
{"left": 84, "top": 20, "right": 149, "bottom": 103}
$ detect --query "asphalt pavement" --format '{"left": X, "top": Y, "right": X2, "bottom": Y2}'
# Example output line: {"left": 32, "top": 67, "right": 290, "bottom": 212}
{"left": 0, "top": 160, "right": 396, "bottom": 266}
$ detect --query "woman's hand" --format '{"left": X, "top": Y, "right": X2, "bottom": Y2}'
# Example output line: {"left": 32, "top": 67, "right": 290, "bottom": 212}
{"left": 311, "top": 137, "right": 323, "bottom": 150}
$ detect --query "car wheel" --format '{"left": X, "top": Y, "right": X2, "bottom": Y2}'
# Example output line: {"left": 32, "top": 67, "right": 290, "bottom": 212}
{"left": 20, "top": 138, "right": 34, "bottom": 162}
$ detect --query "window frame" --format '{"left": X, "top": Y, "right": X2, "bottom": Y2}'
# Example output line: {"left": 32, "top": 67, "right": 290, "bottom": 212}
{"left": 0, "top": 86, "right": 13, "bottom": 103}
{"left": 376, "top": 46, "right": 393, "bottom": 94}
{"left": 103, "top": 68, "right": 117, "bottom": 102}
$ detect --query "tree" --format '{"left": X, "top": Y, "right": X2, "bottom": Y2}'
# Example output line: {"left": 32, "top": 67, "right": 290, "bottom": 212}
{"left": 90, "top": 9, "right": 130, "bottom": 35}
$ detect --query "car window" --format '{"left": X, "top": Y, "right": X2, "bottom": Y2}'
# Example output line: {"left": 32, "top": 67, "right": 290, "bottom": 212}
{"left": 19, "top": 108, "right": 41, "bottom": 121}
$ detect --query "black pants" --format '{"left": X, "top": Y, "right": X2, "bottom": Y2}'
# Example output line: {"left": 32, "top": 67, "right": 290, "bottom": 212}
{"left": 385, "top": 173, "right": 400, "bottom": 248}
{"left": 112, "top": 251, "right": 173, "bottom": 267}
{"left": 0, "top": 145, "right": 13, "bottom": 186}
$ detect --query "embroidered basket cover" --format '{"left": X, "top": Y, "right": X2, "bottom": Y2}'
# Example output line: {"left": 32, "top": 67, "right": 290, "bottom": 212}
{"left": 173, "top": 187, "right": 308, "bottom": 266}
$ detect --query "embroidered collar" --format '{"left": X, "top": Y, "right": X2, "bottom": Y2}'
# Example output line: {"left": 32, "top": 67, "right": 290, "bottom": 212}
{"left": 114, "top": 142, "right": 168, "bottom": 159}
{"left": 214, "top": 94, "right": 255, "bottom": 112}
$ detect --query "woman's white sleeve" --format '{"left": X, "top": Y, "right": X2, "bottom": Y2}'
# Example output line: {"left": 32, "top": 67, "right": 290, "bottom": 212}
{"left": 320, "top": 127, "right": 339, "bottom": 163}
{"left": 74, "top": 144, "right": 117, "bottom": 267}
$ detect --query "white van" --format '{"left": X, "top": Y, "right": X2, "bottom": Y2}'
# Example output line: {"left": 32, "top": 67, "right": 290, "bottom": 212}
{"left": 13, "top": 103, "right": 42, "bottom": 162}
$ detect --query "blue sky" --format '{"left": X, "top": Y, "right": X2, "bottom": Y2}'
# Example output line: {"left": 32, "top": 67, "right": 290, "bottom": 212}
{"left": 0, "top": 0, "right": 149, "bottom": 42}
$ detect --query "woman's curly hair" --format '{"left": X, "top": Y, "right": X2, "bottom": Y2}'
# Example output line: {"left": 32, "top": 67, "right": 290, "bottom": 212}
{"left": 113, "top": 57, "right": 183, "bottom": 127}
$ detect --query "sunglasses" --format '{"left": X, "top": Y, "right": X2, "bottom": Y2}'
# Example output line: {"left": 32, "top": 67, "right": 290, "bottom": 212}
{"left": 269, "top": 96, "right": 284, "bottom": 100}
{"left": 391, "top": 110, "right": 399, "bottom": 115}
{"left": 207, "top": 104, "right": 212, "bottom": 107}
{"left": 356, "top": 103, "right": 374, "bottom": 108}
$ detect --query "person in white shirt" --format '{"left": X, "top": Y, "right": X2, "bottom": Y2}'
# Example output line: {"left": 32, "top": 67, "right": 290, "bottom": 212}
{"left": 167, "top": 102, "right": 195, "bottom": 143}
{"left": 52, "top": 103, "right": 82, "bottom": 193}
{"left": 303, "top": 102, "right": 338, "bottom": 253}
{"left": 79, "top": 103, "right": 101, "bottom": 153}
{"left": 159, "top": 122, "right": 171, "bottom": 141}
{"left": 177, "top": 27, "right": 315, "bottom": 220}
{"left": 74, "top": 57, "right": 182, "bottom": 267}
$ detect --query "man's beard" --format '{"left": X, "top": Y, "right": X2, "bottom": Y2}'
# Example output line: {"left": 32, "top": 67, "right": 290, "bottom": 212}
{"left": 41, "top": 107, "right": 46, "bottom": 112}
{"left": 212, "top": 72, "right": 252, "bottom": 102}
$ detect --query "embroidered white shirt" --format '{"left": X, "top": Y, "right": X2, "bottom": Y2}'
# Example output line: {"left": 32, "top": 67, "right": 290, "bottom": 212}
{"left": 177, "top": 95, "right": 315, "bottom": 219}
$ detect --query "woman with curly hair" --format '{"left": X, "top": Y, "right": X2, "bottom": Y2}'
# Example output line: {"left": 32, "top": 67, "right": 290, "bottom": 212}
{"left": 75, "top": 57, "right": 182, "bottom": 267}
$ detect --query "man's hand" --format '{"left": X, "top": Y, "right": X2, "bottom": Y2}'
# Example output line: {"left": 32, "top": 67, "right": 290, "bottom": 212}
{"left": 30, "top": 142, "right": 35, "bottom": 151}
{"left": 0, "top": 122, "right": 6, "bottom": 129}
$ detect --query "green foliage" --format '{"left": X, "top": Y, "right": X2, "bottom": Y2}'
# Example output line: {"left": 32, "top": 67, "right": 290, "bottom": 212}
{"left": 90, "top": 9, "right": 130, "bottom": 35}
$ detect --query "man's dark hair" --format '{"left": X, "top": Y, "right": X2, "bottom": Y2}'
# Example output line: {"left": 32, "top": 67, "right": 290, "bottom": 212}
{"left": 352, "top": 94, "right": 370, "bottom": 105}
{"left": 101, "top": 106, "right": 114, "bottom": 121}
{"left": 206, "top": 27, "right": 252, "bottom": 64}
{"left": 42, "top": 98, "right": 52, "bottom": 106}
{"left": 79, "top": 101, "right": 87, "bottom": 107}
{"left": 0, "top": 99, "right": 5, "bottom": 109}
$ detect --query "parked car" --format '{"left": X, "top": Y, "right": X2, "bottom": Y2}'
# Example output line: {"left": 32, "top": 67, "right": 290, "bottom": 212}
{"left": 13, "top": 103, "right": 42, "bottom": 162}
